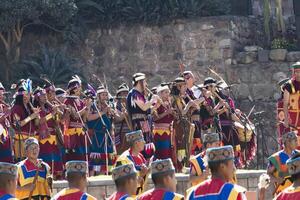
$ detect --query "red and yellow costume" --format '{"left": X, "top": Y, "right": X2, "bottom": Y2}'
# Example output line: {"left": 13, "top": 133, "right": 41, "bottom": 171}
{"left": 138, "top": 188, "right": 184, "bottom": 200}
{"left": 0, "top": 102, "right": 13, "bottom": 163}
{"left": 16, "top": 159, "right": 51, "bottom": 199}
{"left": 107, "top": 192, "right": 135, "bottom": 200}
{"left": 189, "top": 153, "right": 206, "bottom": 186}
{"left": 274, "top": 186, "right": 300, "bottom": 200}
{"left": 52, "top": 188, "right": 96, "bottom": 200}
{"left": 186, "top": 178, "right": 246, "bottom": 200}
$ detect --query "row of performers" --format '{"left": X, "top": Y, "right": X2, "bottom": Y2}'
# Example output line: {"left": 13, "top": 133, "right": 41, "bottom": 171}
{"left": 1, "top": 135, "right": 300, "bottom": 200}
{"left": 0, "top": 70, "right": 256, "bottom": 180}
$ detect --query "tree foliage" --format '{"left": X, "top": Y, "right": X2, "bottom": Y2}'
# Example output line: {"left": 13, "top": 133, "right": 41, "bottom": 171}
{"left": 16, "top": 45, "right": 82, "bottom": 86}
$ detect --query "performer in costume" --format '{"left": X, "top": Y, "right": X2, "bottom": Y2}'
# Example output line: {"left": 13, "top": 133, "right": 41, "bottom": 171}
{"left": 138, "top": 158, "right": 184, "bottom": 200}
{"left": 52, "top": 161, "right": 97, "bottom": 200}
{"left": 267, "top": 131, "right": 299, "bottom": 196}
{"left": 186, "top": 146, "right": 246, "bottom": 200}
{"left": 0, "top": 83, "right": 13, "bottom": 163}
{"left": 116, "top": 130, "right": 149, "bottom": 195}
{"left": 0, "top": 162, "right": 18, "bottom": 200}
{"left": 171, "top": 77, "right": 199, "bottom": 172}
{"left": 11, "top": 83, "right": 40, "bottom": 162}
{"left": 277, "top": 78, "right": 290, "bottom": 147}
{"left": 183, "top": 71, "right": 204, "bottom": 155}
{"left": 87, "top": 85, "right": 116, "bottom": 175}
{"left": 114, "top": 83, "right": 131, "bottom": 155}
{"left": 108, "top": 163, "right": 138, "bottom": 200}
{"left": 152, "top": 85, "right": 175, "bottom": 160}
{"left": 33, "top": 87, "right": 64, "bottom": 180}
{"left": 275, "top": 152, "right": 300, "bottom": 199}
{"left": 16, "top": 137, "right": 51, "bottom": 200}
{"left": 189, "top": 133, "right": 221, "bottom": 186}
{"left": 283, "top": 62, "right": 300, "bottom": 146}
{"left": 126, "top": 73, "right": 157, "bottom": 160}
{"left": 64, "top": 76, "right": 91, "bottom": 162}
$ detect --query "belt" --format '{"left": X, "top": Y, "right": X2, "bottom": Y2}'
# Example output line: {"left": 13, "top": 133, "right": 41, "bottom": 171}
{"left": 132, "top": 113, "right": 147, "bottom": 120}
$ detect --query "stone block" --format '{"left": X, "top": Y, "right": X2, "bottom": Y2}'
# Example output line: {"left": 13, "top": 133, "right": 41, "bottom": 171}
{"left": 233, "top": 83, "right": 250, "bottom": 99}
{"left": 286, "top": 51, "right": 300, "bottom": 62}
{"left": 219, "top": 39, "right": 231, "bottom": 48}
{"left": 248, "top": 177, "right": 258, "bottom": 188}
{"left": 252, "top": 84, "right": 275, "bottom": 100}
{"left": 269, "top": 49, "right": 287, "bottom": 61}
{"left": 244, "top": 46, "right": 263, "bottom": 52}
{"left": 238, "top": 178, "right": 248, "bottom": 189}
{"left": 258, "top": 50, "right": 269, "bottom": 62}
{"left": 201, "top": 24, "right": 215, "bottom": 30}
{"left": 236, "top": 52, "right": 257, "bottom": 64}
{"left": 272, "top": 72, "right": 287, "bottom": 82}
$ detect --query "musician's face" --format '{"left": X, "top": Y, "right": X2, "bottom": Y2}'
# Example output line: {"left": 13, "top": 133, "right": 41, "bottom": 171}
{"left": 26, "top": 143, "right": 40, "bottom": 160}
{"left": 57, "top": 96, "right": 65, "bottom": 104}
{"left": 23, "top": 93, "right": 30, "bottom": 104}
{"left": 74, "top": 87, "right": 82, "bottom": 96}
{"left": 207, "top": 141, "right": 220, "bottom": 148}
{"left": 0, "top": 90, "right": 4, "bottom": 100}
{"left": 184, "top": 74, "right": 194, "bottom": 88}
{"left": 135, "top": 140, "right": 145, "bottom": 152}
{"left": 39, "top": 94, "right": 47, "bottom": 103}
{"left": 295, "top": 70, "right": 300, "bottom": 81}
{"left": 47, "top": 90, "right": 56, "bottom": 101}
{"left": 177, "top": 83, "right": 186, "bottom": 95}
{"left": 159, "top": 89, "right": 170, "bottom": 100}
{"left": 98, "top": 92, "right": 108, "bottom": 102}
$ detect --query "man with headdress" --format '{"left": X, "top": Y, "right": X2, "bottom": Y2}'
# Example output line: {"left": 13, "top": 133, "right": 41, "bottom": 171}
{"left": 116, "top": 130, "right": 149, "bottom": 195}
{"left": 87, "top": 85, "right": 116, "bottom": 175}
{"left": 152, "top": 84, "right": 175, "bottom": 160}
{"left": 186, "top": 146, "right": 246, "bottom": 200}
{"left": 183, "top": 71, "right": 204, "bottom": 155}
{"left": 189, "top": 132, "right": 221, "bottom": 186}
{"left": 283, "top": 62, "right": 300, "bottom": 146}
{"left": 0, "top": 162, "right": 18, "bottom": 199}
{"left": 11, "top": 81, "right": 40, "bottom": 161}
{"left": 126, "top": 73, "right": 158, "bottom": 160}
{"left": 108, "top": 163, "right": 138, "bottom": 200}
{"left": 52, "top": 160, "right": 96, "bottom": 200}
{"left": 16, "top": 137, "right": 51, "bottom": 200}
{"left": 33, "top": 86, "right": 64, "bottom": 180}
{"left": 277, "top": 78, "right": 290, "bottom": 146}
{"left": 64, "top": 75, "right": 92, "bottom": 162}
{"left": 274, "top": 152, "right": 300, "bottom": 199}
{"left": 138, "top": 158, "right": 184, "bottom": 200}
{"left": 268, "top": 131, "right": 299, "bottom": 196}
{"left": 0, "top": 83, "right": 13, "bottom": 163}
{"left": 114, "top": 83, "right": 131, "bottom": 155}
{"left": 170, "top": 77, "right": 201, "bottom": 172}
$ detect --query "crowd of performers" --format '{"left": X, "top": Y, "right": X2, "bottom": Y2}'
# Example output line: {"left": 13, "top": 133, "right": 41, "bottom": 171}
{"left": 1, "top": 62, "right": 300, "bottom": 199}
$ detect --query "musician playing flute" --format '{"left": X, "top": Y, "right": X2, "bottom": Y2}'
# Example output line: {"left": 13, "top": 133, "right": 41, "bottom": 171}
{"left": 33, "top": 86, "right": 64, "bottom": 180}
{"left": 87, "top": 85, "right": 116, "bottom": 175}
{"left": 11, "top": 82, "right": 40, "bottom": 162}
{"left": 0, "top": 82, "right": 13, "bottom": 163}
{"left": 126, "top": 72, "right": 157, "bottom": 160}
{"left": 114, "top": 83, "right": 131, "bottom": 155}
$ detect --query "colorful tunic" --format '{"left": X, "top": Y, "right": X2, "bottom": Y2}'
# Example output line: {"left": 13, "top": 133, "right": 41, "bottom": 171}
{"left": 153, "top": 104, "right": 174, "bottom": 159}
{"left": 16, "top": 159, "right": 51, "bottom": 200}
{"left": 87, "top": 104, "right": 115, "bottom": 173}
{"left": 274, "top": 185, "right": 300, "bottom": 200}
{"left": 11, "top": 104, "right": 37, "bottom": 161}
{"left": 64, "top": 98, "right": 86, "bottom": 161}
{"left": 0, "top": 190, "right": 17, "bottom": 200}
{"left": 127, "top": 89, "right": 154, "bottom": 160}
{"left": 52, "top": 188, "right": 97, "bottom": 200}
{"left": 38, "top": 105, "right": 63, "bottom": 177}
{"left": 200, "top": 96, "right": 218, "bottom": 133}
{"left": 138, "top": 188, "right": 184, "bottom": 200}
{"left": 114, "top": 101, "right": 131, "bottom": 155}
{"left": 268, "top": 150, "right": 298, "bottom": 195}
{"left": 0, "top": 103, "right": 13, "bottom": 163}
{"left": 107, "top": 192, "right": 135, "bottom": 200}
{"left": 116, "top": 148, "right": 147, "bottom": 195}
{"left": 186, "top": 178, "right": 246, "bottom": 200}
{"left": 283, "top": 79, "right": 300, "bottom": 147}
{"left": 189, "top": 154, "right": 206, "bottom": 186}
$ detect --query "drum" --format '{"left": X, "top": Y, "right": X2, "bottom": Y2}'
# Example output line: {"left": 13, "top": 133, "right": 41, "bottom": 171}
{"left": 234, "top": 121, "right": 255, "bottom": 142}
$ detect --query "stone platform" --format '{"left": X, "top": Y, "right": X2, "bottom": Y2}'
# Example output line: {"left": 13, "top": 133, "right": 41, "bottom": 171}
{"left": 53, "top": 169, "right": 272, "bottom": 199}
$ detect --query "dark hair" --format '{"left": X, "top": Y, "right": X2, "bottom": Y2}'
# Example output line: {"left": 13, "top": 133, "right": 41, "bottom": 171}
{"left": 290, "top": 153, "right": 300, "bottom": 181}
{"left": 208, "top": 160, "right": 230, "bottom": 174}
{"left": 66, "top": 172, "right": 86, "bottom": 183}
{"left": 0, "top": 174, "right": 15, "bottom": 188}
{"left": 115, "top": 173, "right": 137, "bottom": 188}
{"left": 14, "top": 95, "right": 33, "bottom": 117}
{"left": 151, "top": 171, "right": 174, "bottom": 185}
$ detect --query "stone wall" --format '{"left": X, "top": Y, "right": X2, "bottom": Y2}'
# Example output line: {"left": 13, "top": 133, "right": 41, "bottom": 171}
{"left": 53, "top": 170, "right": 270, "bottom": 199}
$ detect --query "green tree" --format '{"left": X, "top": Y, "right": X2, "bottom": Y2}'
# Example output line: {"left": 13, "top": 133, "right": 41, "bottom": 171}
{"left": 0, "top": 0, "right": 77, "bottom": 82}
